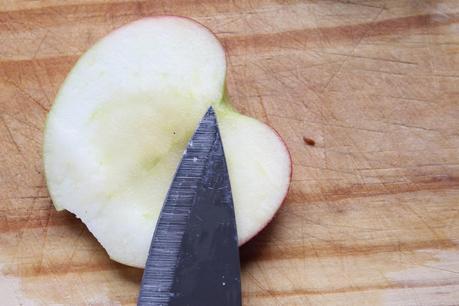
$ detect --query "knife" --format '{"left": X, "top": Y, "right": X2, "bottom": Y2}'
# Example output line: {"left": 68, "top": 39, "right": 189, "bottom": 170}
{"left": 137, "top": 107, "right": 242, "bottom": 306}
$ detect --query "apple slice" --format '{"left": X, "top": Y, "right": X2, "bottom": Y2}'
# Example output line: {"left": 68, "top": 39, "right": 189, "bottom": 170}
{"left": 44, "top": 17, "right": 291, "bottom": 268}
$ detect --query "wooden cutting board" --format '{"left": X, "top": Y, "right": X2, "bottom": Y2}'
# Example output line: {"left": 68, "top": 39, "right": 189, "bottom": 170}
{"left": 1, "top": 1, "right": 458, "bottom": 305}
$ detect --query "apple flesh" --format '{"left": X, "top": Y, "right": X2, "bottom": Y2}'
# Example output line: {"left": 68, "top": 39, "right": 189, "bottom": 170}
{"left": 44, "top": 17, "right": 291, "bottom": 268}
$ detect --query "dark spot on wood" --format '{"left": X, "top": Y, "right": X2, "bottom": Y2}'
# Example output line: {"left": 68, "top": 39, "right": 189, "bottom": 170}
{"left": 303, "top": 137, "right": 315, "bottom": 146}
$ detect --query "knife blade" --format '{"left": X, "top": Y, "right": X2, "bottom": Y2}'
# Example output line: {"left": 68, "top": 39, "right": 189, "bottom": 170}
{"left": 137, "top": 107, "right": 241, "bottom": 306}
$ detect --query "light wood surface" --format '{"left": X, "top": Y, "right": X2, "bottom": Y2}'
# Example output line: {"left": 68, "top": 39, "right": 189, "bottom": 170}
{"left": 1, "top": 1, "right": 459, "bottom": 305}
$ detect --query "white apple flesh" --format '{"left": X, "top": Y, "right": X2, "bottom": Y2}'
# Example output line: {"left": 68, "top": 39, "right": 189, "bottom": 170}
{"left": 44, "top": 17, "right": 291, "bottom": 268}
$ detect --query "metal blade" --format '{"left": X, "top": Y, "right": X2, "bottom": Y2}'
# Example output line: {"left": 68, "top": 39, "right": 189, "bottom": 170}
{"left": 138, "top": 107, "right": 241, "bottom": 306}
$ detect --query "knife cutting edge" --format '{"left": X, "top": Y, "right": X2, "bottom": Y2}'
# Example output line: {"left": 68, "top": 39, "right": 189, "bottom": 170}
{"left": 137, "top": 107, "right": 242, "bottom": 306}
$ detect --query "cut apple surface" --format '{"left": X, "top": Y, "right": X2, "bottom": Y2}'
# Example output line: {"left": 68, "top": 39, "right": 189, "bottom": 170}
{"left": 44, "top": 16, "right": 291, "bottom": 268}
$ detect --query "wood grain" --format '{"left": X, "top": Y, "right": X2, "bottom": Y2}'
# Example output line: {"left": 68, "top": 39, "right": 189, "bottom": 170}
{"left": 1, "top": 1, "right": 459, "bottom": 305}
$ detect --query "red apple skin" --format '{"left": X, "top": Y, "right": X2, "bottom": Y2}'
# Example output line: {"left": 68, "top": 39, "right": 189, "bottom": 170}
{"left": 89, "top": 15, "right": 293, "bottom": 246}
